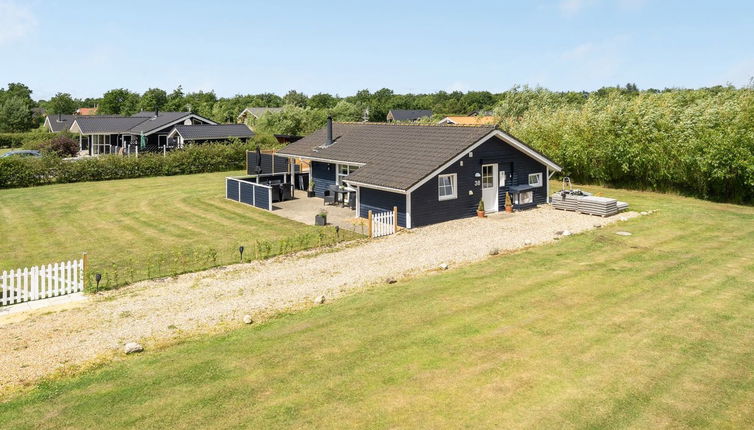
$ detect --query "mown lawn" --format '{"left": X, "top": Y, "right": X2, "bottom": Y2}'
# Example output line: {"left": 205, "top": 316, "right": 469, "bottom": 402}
{"left": 1, "top": 186, "right": 753, "bottom": 428}
{"left": 0, "top": 171, "right": 356, "bottom": 289}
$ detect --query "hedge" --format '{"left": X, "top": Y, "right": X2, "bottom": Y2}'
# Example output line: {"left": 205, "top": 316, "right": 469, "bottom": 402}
{"left": 0, "top": 131, "right": 54, "bottom": 148}
{"left": 0, "top": 142, "right": 262, "bottom": 189}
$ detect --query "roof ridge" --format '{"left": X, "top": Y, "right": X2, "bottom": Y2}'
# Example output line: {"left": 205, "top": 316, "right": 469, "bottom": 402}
{"left": 334, "top": 121, "right": 495, "bottom": 128}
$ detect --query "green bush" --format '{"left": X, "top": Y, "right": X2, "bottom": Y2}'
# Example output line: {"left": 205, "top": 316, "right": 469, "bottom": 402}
{"left": 0, "top": 141, "right": 261, "bottom": 189}
{"left": 501, "top": 87, "right": 754, "bottom": 203}
{"left": 0, "top": 131, "right": 53, "bottom": 148}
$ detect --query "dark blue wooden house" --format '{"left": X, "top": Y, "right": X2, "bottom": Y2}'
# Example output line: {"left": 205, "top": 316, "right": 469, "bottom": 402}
{"left": 277, "top": 118, "right": 562, "bottom": 228}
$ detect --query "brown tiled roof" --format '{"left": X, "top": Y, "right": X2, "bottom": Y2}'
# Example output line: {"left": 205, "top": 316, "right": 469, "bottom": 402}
{"left": 277, "top": 123, "right": 496, "bottom": 191}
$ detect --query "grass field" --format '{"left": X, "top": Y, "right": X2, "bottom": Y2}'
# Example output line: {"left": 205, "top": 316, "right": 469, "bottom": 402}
{"left": 1, "top": 186, "right": 753, "bottom": 428}
{"left": 0, "top": 171, "right": 356, "bottom": 289}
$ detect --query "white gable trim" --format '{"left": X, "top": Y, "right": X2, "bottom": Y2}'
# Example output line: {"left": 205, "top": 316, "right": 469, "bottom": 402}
{"left": 343, "top": 179, "right": 406, "bottom": 194}
{"left": 138, "top": 113, "right": 217, "bottom": 135}
{"left": 69, "top": 119, "right": 82, "bottom": 134}
{"left": 166, "top": 128, "right": 182, "bottom": 140}
{"left": 405, "top": 130, "right": 562, "bottom": 194}
{"left": 237, "top": 108, "right": 255, "bottom": 120}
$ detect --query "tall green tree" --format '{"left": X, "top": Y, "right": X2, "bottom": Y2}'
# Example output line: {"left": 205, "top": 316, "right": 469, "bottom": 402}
{"left": 99, "top": 88, "right": 141, "bottom": 115}
{"left": 0, "top": 96, "right": 35, "bottom": 132}
{"left": 283, "top": 90, "right": 308, "bottom": 107}
{"left": 309, "top": 93, "right": 337, "bottom": 109}
{"left": 47, "top": 92, "right": 77, "bottom": 115}
{"left": 139, "top": 88, "right": 168, "bottom": 112}
{"left": 165, "top": 86, "right": 186, "bottom": 111}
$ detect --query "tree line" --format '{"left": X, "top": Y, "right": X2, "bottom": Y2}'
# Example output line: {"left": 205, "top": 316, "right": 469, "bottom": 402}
{"left": 1, "top": 82, "right": 751, "bottom": 203}
{"left": 0, "top": 81, "right": 668, "bottom": 133}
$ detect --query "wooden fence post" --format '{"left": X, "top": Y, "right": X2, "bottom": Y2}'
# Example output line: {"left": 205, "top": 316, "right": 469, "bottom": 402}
{"left": 393, "top": 206, "right": 398, "bottom": 231}
{"left": 368, "top": 210, "right": 373, "bottom": 238}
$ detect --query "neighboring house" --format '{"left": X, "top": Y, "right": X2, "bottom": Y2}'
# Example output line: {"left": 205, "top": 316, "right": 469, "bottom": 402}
{"left": 386, "top": 109, "right": 432, "bottom": 122}
{"left": 43, "top": 114, "right": 76, "bottom": 132}
{"left": 277, "top": 119, "right": 562, "bottom": 228}
{"left": 76, "top": 107, "right": 98, "bottom": 115}
{"left": 69, "top": 111, "right": 216, "bottom": 156}
{"left": 167, "top": 124, "right": 254, "bottom": 147}
{"left": 237, "top": 107, "right": 284, "bottom": 123}
{"left": 438, "top": 116, "right": 496, "bottom": 125}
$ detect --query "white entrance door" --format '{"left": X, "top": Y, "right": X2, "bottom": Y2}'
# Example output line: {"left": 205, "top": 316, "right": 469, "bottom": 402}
{"left": 481, "top": 163, "right": 498, "bottom": 212}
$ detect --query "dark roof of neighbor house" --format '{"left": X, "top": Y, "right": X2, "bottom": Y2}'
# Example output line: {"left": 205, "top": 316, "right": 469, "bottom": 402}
{"left": 45, "top": 114, "right": 76, "bottom": 132}
{"left": 171, "top": 124, "right": 254, "bottom": 140}
{"left": 72, "top": 116, "right": 149, "bottom": 134}
{"left": 128, "top": 111, "right": 209, "bottom": 134}
{"left": 239, "top": 107, "right": 284, "bottom": 119}
{"left": 387, "top": 109, "right": 433, "bottom": 121}
{"left": 70, "top": 112, "right": 215, "bottom": 135}
{"left": 278, "top": 123, "right": 562, "bottom": 191}
{"left": 278, "top": 123, "right": 498, "bottom": 190}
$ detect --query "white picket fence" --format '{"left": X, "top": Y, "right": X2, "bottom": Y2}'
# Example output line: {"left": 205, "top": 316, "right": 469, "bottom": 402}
{"left": 1, "top": 258, "right": 84, "bottom": 306}
{"left": 370, "top": 209, "right": 396, "bottom": 238}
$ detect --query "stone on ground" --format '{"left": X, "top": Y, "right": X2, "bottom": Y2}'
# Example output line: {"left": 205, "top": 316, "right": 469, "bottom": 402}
{"left": 314, "top": 295, "right": 326, "bottom": 304}
{"left": 439, "top": 263, "right": 449, "bottom": 270}
{"left": 242, "top": 315, "right": 253, "bottom": 324}
{"left": 616, "top": 231, "right": 632, "bottom": 236}
{"left": 124, "top": 342, "right": 143, "bottom": 354}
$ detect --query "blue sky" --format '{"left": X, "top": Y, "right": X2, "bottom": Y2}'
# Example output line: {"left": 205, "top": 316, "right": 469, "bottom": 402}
{"left": 1, "top": 0, "right": 753, "bottom": 99}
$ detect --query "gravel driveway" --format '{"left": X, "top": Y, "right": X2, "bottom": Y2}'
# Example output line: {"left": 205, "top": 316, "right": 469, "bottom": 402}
{"left": 0, "top": 207, "right": 638, "bottom": 390}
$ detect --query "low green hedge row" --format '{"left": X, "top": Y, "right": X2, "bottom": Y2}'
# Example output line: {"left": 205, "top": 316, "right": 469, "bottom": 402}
{"left": 0, "top": 131, "right": 54, "bottom": 148}
{"left": 0, "top": 142, "right": 260, "bottom": 189}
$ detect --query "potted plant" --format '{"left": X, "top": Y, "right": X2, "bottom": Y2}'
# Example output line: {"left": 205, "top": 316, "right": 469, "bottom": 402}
{"left": 477, "top": 199, "right": 485, "bottom": 218}
{"left": 307, "top": 180, "right": 316, "bottom": 198}
{"left": 315, "top": 209, "right": 327, "bottom": 226}
{"left": 504, "top": 192, "right": 513, "bottom": 213}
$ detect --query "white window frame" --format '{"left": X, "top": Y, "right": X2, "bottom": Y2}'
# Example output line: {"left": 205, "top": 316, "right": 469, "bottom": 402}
{"left": 528, "top": 172, "right": 543, "bottom": 187}
{"left": 438, "top": 173, "right": 457, "bottom": 201}
{"left": 515, "top": 190, "right": 534, "bottom": 205}
{"left": 499, "top": 170, "right": 506, "bottom": 187}
{"left": 336, "top": 164, "right": 359, "bottom": 186}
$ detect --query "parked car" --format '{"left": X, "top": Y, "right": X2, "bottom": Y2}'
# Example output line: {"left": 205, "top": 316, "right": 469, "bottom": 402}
{"left": 0, "top": 150, "right": 42, "bottom": 158}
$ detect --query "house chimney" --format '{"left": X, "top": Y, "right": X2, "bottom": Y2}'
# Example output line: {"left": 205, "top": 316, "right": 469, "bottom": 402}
{"left": 57, "top": 113, "right": 62, "bottom": 122}
{"left": 155, "top": 108, "right": 159, "bottom": 117}
{"left": 325, "top": 116, "right": 333, "bottom": 146}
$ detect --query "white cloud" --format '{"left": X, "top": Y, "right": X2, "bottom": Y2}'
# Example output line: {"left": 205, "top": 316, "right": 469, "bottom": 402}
{"left": 0, "top": 0, "right": 36, "bottom": 45}
{"left": 559, "top": 0, "right": 595, "bottom": 16}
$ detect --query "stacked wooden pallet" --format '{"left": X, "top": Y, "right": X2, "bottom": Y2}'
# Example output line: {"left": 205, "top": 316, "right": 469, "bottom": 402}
{"left": 551, "top": 193, "right": 581, "bottom": 211}
{"left": 577, "top": 196, "right": 618, "bottom": 217}
{"left": 551, "top": 193, "right": 628, "bottom": 216}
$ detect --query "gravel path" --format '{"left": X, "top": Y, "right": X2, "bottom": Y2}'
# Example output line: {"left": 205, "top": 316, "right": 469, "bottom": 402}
{"left": 0, "top": 207, "right": 637, "bottom": 390}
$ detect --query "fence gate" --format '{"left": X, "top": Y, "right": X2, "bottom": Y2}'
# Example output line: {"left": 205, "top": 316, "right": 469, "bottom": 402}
{"left": 368, "top": 207, "right": 398, "bottom": 238}
{"left": 1, "top": 257, "right": 85, "bottom": 306}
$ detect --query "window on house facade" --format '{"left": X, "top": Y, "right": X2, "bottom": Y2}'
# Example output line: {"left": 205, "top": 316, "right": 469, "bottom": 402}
{"left": 515, "top": 191, "right": 534, "bottom": 205}
{"left": 438, "top": 174, "right": 457, "bottom": 200}
{"left": 336, "top": 164, "right": 359, "bottom": 186}
{"left": 528, "top": 172, "right": 542, "bottom": 187}
{"left": 499, "top": 170, "right": 506, "bottom": 187}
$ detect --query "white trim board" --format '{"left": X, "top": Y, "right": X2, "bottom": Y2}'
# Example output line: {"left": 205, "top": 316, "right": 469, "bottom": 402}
{"left": 138, "top": 113, "right": 217, "bottom": 135}
{"left": 406, "top": 130, "right": 562, "bottom": 194}
{"left": 275, "top": 153, "right": 367, "bottom": 168}
{"left": 344, "top": 180, "right": 406, "bottom": 194}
